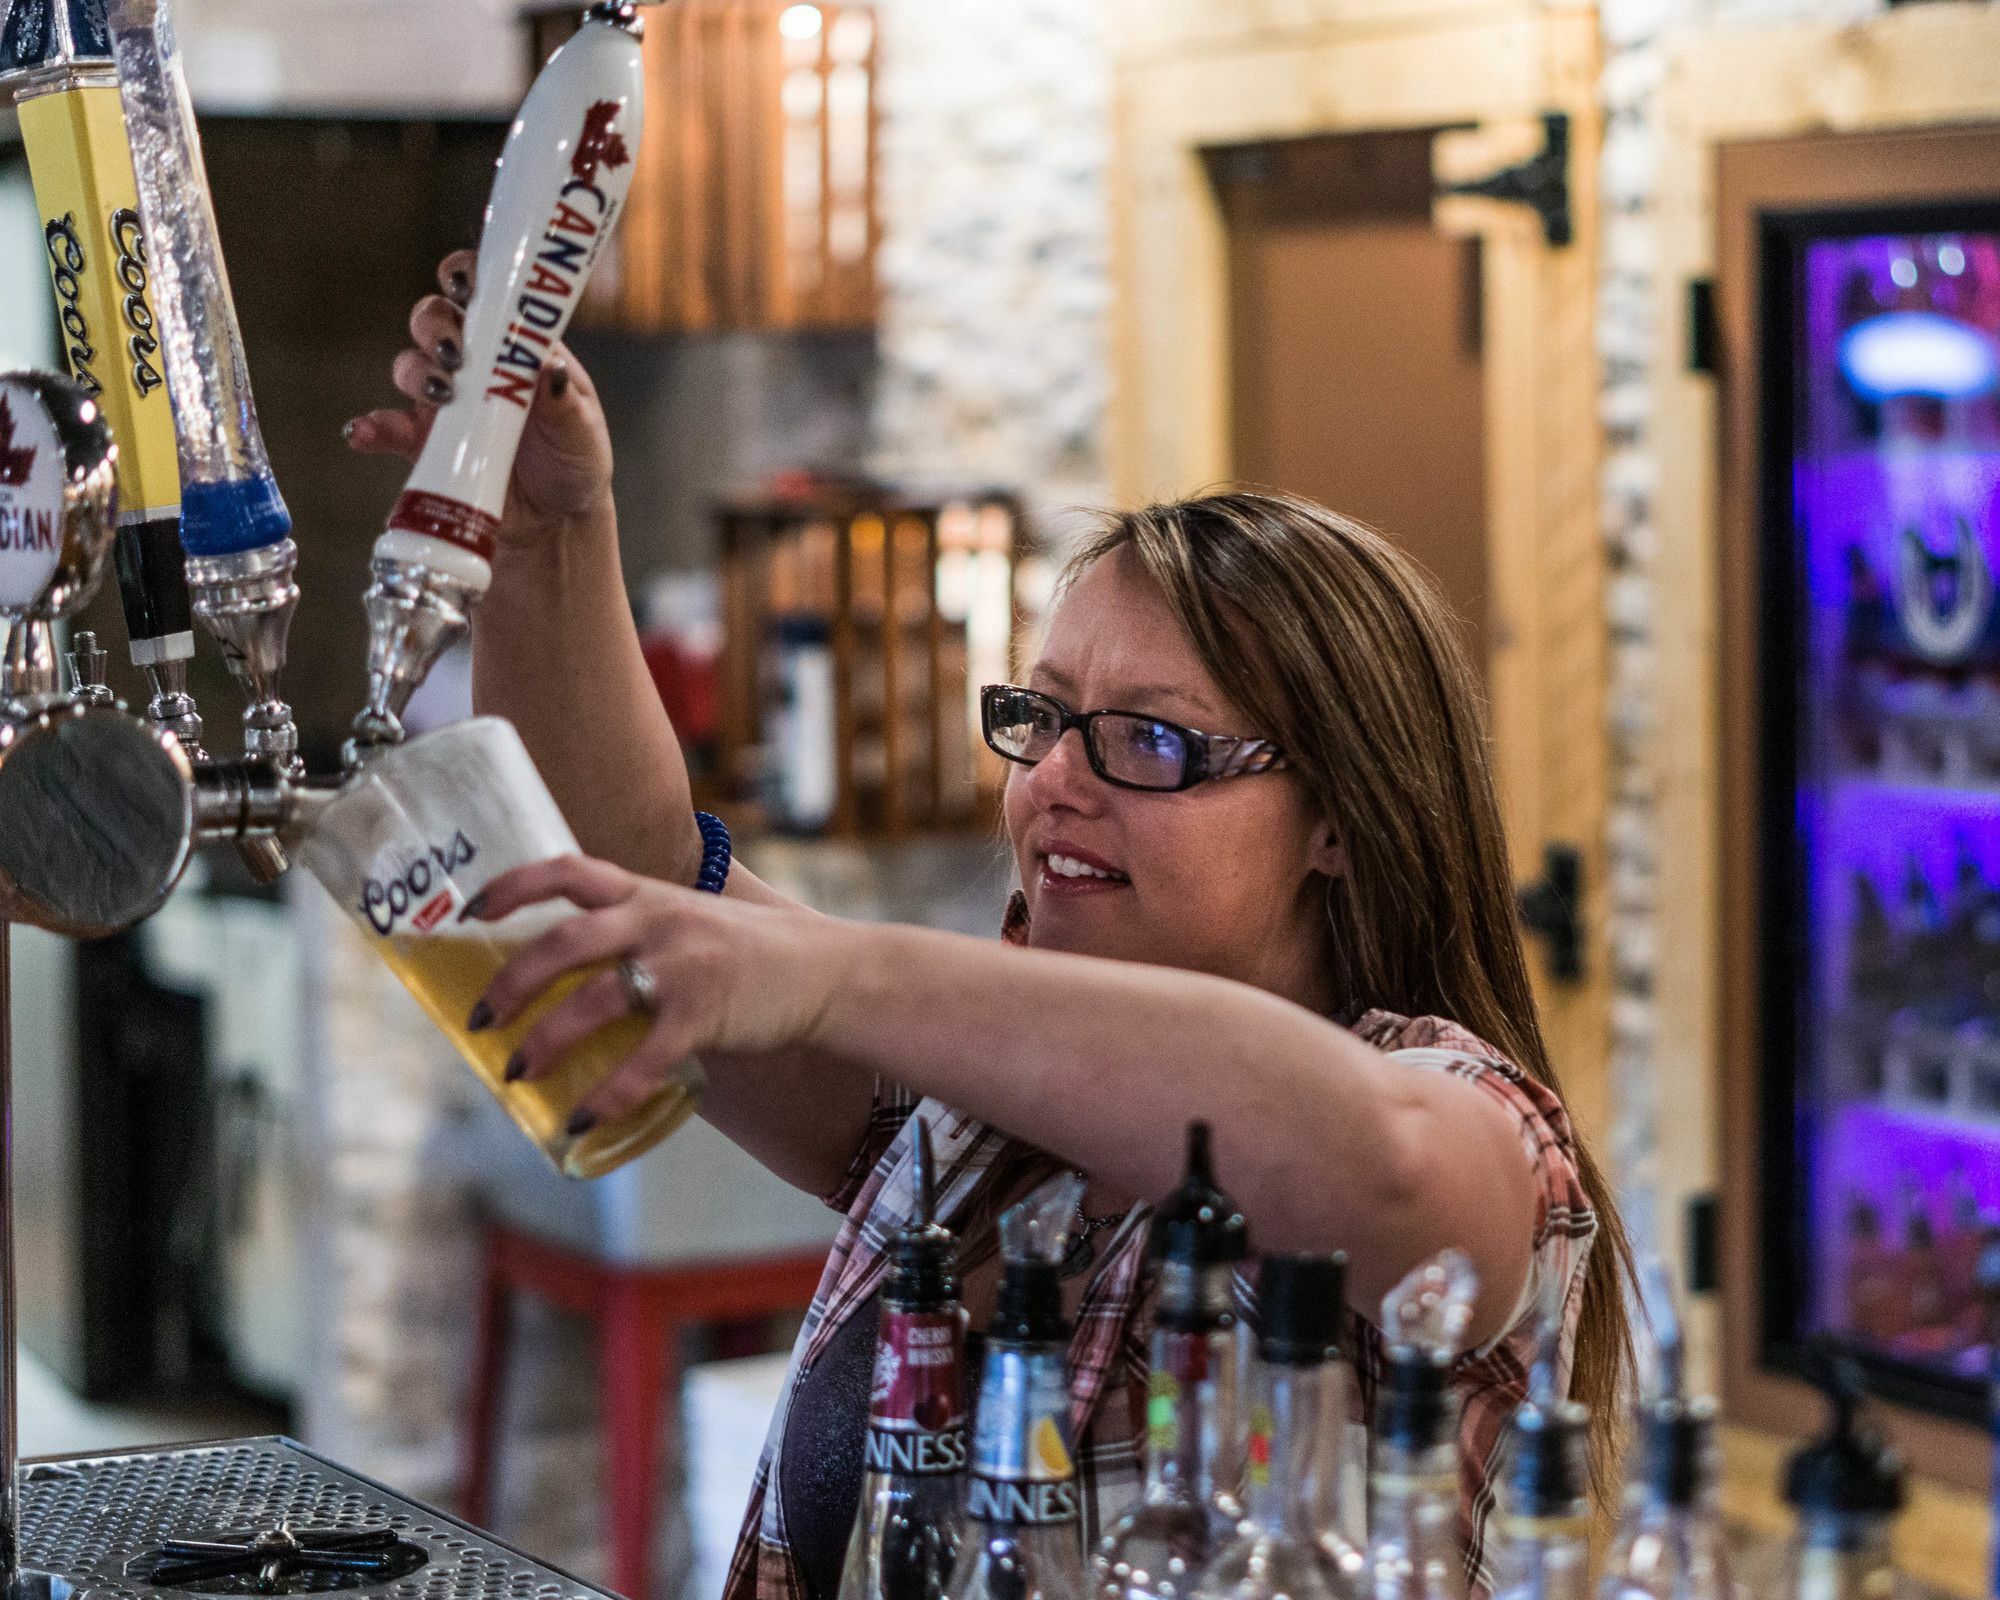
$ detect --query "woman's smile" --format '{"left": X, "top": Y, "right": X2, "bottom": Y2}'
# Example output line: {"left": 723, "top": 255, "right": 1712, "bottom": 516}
{"left": 1035, "top": 840, "right": 1132, "bottom": 899}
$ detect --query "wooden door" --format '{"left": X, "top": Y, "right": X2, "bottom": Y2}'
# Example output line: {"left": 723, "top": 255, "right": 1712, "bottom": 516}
{"left": 1218, "top": 130, "right": 1490, "bottom": 675}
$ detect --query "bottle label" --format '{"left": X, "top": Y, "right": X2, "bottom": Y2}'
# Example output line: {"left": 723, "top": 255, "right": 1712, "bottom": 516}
{"left": 864, "top": 1307, "right": 967, "bottom": 1477}
{"left": 1246, "top": 1402, "right": 1274, "bottom": 1490}
{"left": 1147, "top": 1330, "right": 1211, "bottom": 1454}
{"left": 967, "top": 1345, "right": 1079, "bottom": 1526}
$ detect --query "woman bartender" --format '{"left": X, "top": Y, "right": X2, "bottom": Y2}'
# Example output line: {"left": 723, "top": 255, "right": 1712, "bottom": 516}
{"left": 347, "top": 252, "right": 1634, "bottom": 1600}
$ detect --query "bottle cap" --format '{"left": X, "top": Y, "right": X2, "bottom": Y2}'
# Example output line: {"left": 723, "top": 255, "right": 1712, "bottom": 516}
{"left": 1505, "top": 1399, "right": 1591, "bottom": 1518}
{"left": 1150, "top": 1122, "right": 1250, "bottom": 1266}
{"left": 886, "top": 1117, "right": 958, "bottom": 1309}
{"left": 992, "top": 1259, "right": 1065, "bottom": 1344}
{"left": 1782, "top": 1353, "right": 1906, "bottom": 1518}
{"left": 1640, "top": 1395, "right": 1715, "bottom": 1508}
{"left": 1378, "top": 1357, "right": 1453, "bottom": 1450}
{"left": 1256, "top": 1254, "right": 1346, "bottom": 1365}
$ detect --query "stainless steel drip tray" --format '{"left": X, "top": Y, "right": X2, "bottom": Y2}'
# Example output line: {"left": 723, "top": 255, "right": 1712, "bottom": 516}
{"left": 20, "top": 1437, "right": 615, "bottom": 1600}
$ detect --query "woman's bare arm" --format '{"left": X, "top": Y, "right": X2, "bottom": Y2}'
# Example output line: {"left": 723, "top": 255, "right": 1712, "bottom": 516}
{"left": 813, "top": 922, "right": 1540, "bottom": 1340}
{"left": 473, "top": 863, "right": 1545, "bottom": 1341}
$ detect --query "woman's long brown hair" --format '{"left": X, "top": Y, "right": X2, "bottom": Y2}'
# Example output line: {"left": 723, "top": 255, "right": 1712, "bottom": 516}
{"left": 1069, "top": 489, "right": 1635, "bottom": 1487}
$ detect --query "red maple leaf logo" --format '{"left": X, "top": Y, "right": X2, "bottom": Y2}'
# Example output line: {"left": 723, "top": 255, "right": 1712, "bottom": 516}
{"left": 572, "top": 101, "right": 633, "bottom": 187}
{"left": 0, "top": 396, "right": 37, "bottom": 490}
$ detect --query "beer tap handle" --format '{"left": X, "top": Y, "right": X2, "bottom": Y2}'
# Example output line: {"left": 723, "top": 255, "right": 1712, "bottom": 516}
{"left": 113, "top": 521, "right": 205, "bottom": 754}
{"left": 105, "top": 0, "right": 299, "bottom": 778}
{"left": 352, "top": 2, "right": 648, "bottom": 754}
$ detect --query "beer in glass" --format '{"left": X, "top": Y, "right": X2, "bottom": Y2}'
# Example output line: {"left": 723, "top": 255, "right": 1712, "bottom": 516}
{"left": 300, "top": 718, "right": 701, "bottom": 1179}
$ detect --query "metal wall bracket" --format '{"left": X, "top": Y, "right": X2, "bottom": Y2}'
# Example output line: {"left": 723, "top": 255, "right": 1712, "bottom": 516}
{"left": 1517, "top": 840, "right": 1585, "bottom": 983}
{"left": 1436, "top": 111, "right": 1573, "bottom": 247}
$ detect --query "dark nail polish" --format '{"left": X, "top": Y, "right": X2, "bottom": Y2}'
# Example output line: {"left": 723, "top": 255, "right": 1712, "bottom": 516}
{"left": 436, "top": 337, "right": 462, "bottom": 372}
{"left": 467, "top": 1000, "right": 493, "bottom": 1033}
{"left": 460, "top": 891, "right": 488, "bottom": 921}
{"left": 448, "top": 270, "right": 471, "bottom": 305}
{"left": 423, "top": 374, "right": 452, "bottom": 405}
{"left": 505, "top": 1052, "right": 528, "bottom": 1083}
{"left": 547, "top": 363, "right": 570, "bottom": 400}
{"left": 565, "top": 1107, "right": 598, "bottom": 1138}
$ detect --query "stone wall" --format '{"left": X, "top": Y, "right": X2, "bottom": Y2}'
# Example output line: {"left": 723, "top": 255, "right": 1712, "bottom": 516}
{"left": 864, "top": 0, "right": 1114, "bottom": 542}
{"left": 1595, "top": 0, "right": 1884, "bottom": 1266}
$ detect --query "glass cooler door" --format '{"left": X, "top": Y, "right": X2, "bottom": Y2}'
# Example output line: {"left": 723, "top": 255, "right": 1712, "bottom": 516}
{"left": 1775, "top": 210, "right": 2000, "bottom": 1410}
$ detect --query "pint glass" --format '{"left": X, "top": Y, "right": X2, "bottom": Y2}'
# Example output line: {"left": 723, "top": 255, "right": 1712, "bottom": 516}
{"left": 300, "top": 718, "right": 701, "bottom": 1180}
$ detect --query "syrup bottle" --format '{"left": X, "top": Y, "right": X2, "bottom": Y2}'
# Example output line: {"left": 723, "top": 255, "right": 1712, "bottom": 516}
{"left": 839, "top": 1118, "right": 969, "bottom": 1600}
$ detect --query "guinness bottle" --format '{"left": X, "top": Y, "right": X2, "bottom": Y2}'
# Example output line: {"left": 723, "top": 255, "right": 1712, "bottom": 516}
{"left": 945, "top": 1173, "right": 1088, "bottom": 1600}
{"left": 837, "top": 1119, "right": 970, "bottom": 1600}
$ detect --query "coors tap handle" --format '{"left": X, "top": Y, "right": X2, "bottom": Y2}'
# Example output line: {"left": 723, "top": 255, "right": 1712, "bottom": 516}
{"left": 104, "top": 0, "right": 298, "bottom": 781}
{"left": 351, "top": 2, "right": 648, "bottom": 755}
{"left": 0, "top": 0, "right": 204, "bottom": 755}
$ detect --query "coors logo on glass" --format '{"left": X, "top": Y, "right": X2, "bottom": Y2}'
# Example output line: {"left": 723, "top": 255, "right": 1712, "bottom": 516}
{"left": 298, "top": 717, "right": 701, "bottom": 1179}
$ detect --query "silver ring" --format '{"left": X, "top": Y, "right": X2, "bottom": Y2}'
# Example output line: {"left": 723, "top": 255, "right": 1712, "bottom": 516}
{"left": 617, "top": 956, "right": 662, "bottom": 1017}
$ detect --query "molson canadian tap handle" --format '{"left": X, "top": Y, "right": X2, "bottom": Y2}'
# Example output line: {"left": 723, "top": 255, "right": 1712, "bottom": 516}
{"left": 106, "top": 0, "right": 300, "bottom": 792}
{"left": 354, "top": 3, "right": 648, "bottom": 748}
{"left": 1, "top": 0, "right": 200, "bottom": 751}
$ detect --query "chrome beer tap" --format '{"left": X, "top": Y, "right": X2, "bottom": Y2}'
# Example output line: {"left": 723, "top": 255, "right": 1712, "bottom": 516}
{"left": 103, "top": 0, "right": 300, "bottom": 852}
{"left": 0, "top": 371, "right": 336, "bottom": 935}
{"left": 350, "top": 0, "right": 651, "bottom": 758}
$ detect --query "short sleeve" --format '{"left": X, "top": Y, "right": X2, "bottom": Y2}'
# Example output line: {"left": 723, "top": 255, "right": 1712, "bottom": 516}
{"left": 1354, "top": 1010, "right": 1597, "bottom": 1347}
{"left": 820, "top": 1076, "right": 920, "bottom": 1213}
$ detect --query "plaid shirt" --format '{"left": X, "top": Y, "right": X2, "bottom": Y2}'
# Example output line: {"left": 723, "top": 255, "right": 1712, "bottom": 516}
{"left": 722, "top": 1007, "right": 1596, "bottom": 1600}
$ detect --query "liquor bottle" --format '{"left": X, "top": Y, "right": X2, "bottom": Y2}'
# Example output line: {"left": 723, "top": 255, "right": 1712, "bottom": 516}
{"left": 1366, "top": 1252, "right": 1479, "bottom": 1600}
{"left": 1598, "top": 1396, "right": 1733, "bottom": 1600}
{"left": 946, "top": 1172, "right": 1088, "bottom": 1600}
{"left": 1095, "top": 1124, "right": 1251, "bottom": 1600}
{"left": 1777, "top": 1357, "right": 1905, "bottom": 1600}
{"left": 1896, "top": 1174, "right": 1948, "bottom": 1334}
{"left": 1193, "top": 1255, "right": 1358, "bottom": 1600}
{"left": 838, "top": 1118, "right": 969, "bottom": 1600}
{"left": 1490, "top": 1399, "right": 1591, "bottom": 1600}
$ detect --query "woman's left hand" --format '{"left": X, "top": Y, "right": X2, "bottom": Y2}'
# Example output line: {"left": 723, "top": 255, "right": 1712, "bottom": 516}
{"left": 464, "top": 854, "right": 852, "bottom": 1132}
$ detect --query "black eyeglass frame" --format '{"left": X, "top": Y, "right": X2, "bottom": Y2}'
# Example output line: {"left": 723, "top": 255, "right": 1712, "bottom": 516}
{"left": 979, "top": 683, "right": 1290, "bottom": 794}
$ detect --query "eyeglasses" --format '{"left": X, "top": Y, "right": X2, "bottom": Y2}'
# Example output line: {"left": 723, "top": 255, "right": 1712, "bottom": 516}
{"left": 979, "top": 684, "right": 1289, "bottom": 794}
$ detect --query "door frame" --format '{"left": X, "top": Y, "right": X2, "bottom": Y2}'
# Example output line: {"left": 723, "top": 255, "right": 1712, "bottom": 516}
{"left": 1649, "top": 0, "right": 2000, "bottom": 1509}
{"left": 1108, "top": 0, "right": 1611, "bottom": 1136}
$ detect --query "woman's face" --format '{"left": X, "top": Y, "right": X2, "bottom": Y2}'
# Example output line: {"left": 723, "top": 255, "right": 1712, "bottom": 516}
{"left": 1003, "top": 548, "right": 1339, "bottom": 1011}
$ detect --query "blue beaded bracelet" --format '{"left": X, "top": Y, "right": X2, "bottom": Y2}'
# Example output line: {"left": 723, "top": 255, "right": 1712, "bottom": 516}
{"left": 694, "top": 811, "right": 732, "bottom": 895}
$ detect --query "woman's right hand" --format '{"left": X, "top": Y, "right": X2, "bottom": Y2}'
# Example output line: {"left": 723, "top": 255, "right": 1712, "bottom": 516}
{"left": 343, "top": 249, "right": 617, "bottom": 541}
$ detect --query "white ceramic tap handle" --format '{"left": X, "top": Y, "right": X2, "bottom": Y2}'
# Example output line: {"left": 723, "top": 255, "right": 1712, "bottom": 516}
{"left": 375, "top": 12, "right": 647, "bottom": 587}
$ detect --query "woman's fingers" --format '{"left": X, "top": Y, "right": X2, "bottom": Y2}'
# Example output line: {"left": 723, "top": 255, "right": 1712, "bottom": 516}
{"left": 504, "top": 965, "right": 634, "bottom": 1084}
{"left": 566, "top": 1022, "right": 698, "bottom": 1136}
{"left": 439, "top": 250, "right": 478, "bottom": 306}
{"left": 343, "top": 407, "right": 428, "bottom": 459}
{"left": 393, "top": 347, "right": 455, "bottom": 408}
{"left": 409, "top": 294, "right": 466, "bottom": 372}
{"left": 474, "top": 901, "right": 642, "bottom": 1032}
{"left": 466, "top": 854, "right": 641, "bottom": 924}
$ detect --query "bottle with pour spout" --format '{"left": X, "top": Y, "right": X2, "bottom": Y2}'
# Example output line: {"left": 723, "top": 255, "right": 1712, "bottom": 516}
{"left": 1777, "top": 1357, "right": 1906, "bottom": 1600}
{"left": 1095, "top": 1123, "right": 1251, "bottom": 1600}
{"left": 837, "top": 1118, "right": 970, "bottom": 1600}
{"left": 946, "top": 1172, "right": 1090, "bottom": 1600}
{"left": 1599, "top": 1260, "right": 1736, "bottom": 1600}
{"left": 1367, "top": 1251, "right": 1480, "bottom": 1600}
{"left": 1194, "top": 1253, "right": 1360, "bottom": 1600}
{"left": 1490, "top": 1399, "right": 1592, "bottom": 1600}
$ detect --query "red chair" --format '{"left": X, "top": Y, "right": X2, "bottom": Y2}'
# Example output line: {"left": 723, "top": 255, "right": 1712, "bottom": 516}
{"left": 460, "top": 1222, "right": 827, "bottom": 1600}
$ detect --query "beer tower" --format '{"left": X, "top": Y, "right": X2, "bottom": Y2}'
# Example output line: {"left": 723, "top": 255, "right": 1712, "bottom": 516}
{"left": 0, "top": 0, "right": 665, "bottom": 1591}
